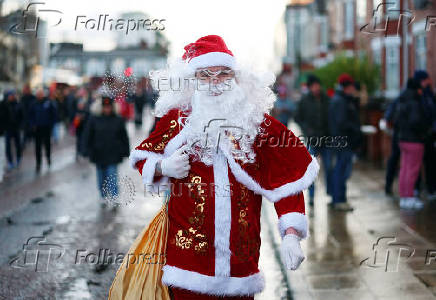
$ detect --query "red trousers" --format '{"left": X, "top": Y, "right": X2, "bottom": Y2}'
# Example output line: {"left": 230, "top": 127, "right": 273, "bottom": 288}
{"left": 169, "top": 287, "right": 255, "bottom": 300}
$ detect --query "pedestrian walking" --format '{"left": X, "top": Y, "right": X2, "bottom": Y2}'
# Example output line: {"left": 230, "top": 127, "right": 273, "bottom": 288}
{"left": 413, "top": 70, "right": 436, "bottom": 200}
{"left": 29, "top": 89, "right": 57, "bottom": 173}
{"left": 328, "top": 74, "right": 362, "bottom": 211}
{"left": 1, "top": 90, "right": 23, "bottom": 171}
{"left": 0, "top": 94, "right": 5, "bottom": 182}
{"left": 65, "top": 86, "right": 79, "bottom": 125}
{"left": 132, "top": 86, "right": 146, "bottom": 128}
{"left": 295, "top": 74, "right": 333, "bottom": 205}
{"left": 72, "top": 99, "right": 89, "bottom": 160}
{"left": 396, "top": 78, "right": 432, "bottom": 209}
{"left": 384, "top": 92, "right": 401, "bottom": 196}
{"left": 272, "top": 77, "right": 295, "bottom": 126}
{"left": 20, "top": 84, "right": 36, "bottom": 148}
{"left": 83, "top": 95, "right": 130, "bottom": 207}
{"left": 49, "top": 90, "right": 62, "bottom": 144}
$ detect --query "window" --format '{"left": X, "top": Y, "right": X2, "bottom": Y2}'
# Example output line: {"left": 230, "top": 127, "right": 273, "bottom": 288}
{"left": 86, "top": 59, "right": 106, "bottom": 76}
{"left": 415, "top": 33, "right": 427, "bottom": 70}
{"left": 356, "top": 0, "right": 367, "bottom": 25}
{"left": 111, "top": 58, "right": 125, "bottom": 73}
{"left": 413, "top": 0, "right": 428, "bottom": 10}
{"left": 371, "top": 38, "right": 382, "bottom": 66}
{"left": 320, "top": 16, "right": 328, "bottom": 52}
{"left": 373, "top": 48, "right": 382, "bottom": 66}
{"left": 385, "top": 44, "right": 400, "bottom": 98}
{"left": 344, "top": 1, "right": 355, "bottom": 39}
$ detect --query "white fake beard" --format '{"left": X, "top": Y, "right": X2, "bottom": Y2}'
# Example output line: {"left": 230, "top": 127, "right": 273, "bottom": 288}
{"left": 182, "top": 79, "right": 262, "bottom": 166}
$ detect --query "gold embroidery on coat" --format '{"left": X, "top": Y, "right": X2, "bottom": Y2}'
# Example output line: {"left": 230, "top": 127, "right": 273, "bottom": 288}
{"left": 175, "top": 229, "right": 192, "bottom": 249}
{"left": 235, "top": 184, "right": 260, "bottom": 261}
{"left": 140, "top": 142, "right": 152, "bottom": 149}
{"left": 152, "top": 119, "right": 177, "bottom": 151}
{"left": 174, "top": 174, "right": 209, "bottom": 254}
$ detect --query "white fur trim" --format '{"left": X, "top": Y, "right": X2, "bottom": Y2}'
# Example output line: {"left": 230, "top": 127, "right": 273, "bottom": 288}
{"left": 278, "top": 212, "right": 308, "bottom": 240}
{"left": 221, "top": 148, "right": 320, "bottom": 203}
{"left": 162, "top": 265, "right": 265, "bottom": 296}
{"left": 129, "top": 149, "right": 162, "bottom": 169}
{"left": 129, "top": 149, "right": 168, "bottom": 193}
{"left": 213, "top": 149, "right": 232, "bottom": 277}
{"left": 131, "top": 126, "right": 318, "bottom": 201}
{"left": 129, "top": 126, "right": 189, "bottom": 168}
{"left": 129, "top": 126, "right": 189, "bottom": 193}
{"left": 189, "top": 52, "right": 236, "bottom": 70}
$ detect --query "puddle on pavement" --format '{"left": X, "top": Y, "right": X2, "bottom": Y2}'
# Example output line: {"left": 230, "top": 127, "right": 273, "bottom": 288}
{"left": 56, "top": 215, "right": 71, "bottom": 225}
{"left": 63, "top": 278, "right": 92, "bottom": 299}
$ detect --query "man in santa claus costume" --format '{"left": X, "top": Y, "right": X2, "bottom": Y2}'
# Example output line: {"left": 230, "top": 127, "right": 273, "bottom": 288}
{"left": 129, "top": 35, "right": 319, "bottom": 299}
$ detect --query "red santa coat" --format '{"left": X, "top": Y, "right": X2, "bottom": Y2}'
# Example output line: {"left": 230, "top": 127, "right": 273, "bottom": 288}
{"left": 129, "top": 109, "right": 319, "bottom": 296}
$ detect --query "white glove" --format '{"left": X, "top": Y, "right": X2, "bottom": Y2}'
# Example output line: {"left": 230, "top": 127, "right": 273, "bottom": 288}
{"left": 280, "top": 234, "right": 305, "bottom": 270}
{"left": 160, "top": 147, "right": 190, "bottom": 179}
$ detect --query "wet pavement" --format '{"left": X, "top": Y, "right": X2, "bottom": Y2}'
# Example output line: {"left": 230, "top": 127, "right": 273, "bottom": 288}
{"left": 0, "top": 117, "right": 435, "bottom": 299}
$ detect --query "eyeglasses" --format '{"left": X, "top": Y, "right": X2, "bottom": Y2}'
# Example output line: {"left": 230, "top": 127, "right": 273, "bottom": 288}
{"left": 195, "top": 68, "right": 236, "bottom": 80}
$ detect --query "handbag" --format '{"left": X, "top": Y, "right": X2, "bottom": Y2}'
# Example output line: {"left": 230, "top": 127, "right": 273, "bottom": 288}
{"left": 108, "top": 193, "right": 171, "bottom": 300}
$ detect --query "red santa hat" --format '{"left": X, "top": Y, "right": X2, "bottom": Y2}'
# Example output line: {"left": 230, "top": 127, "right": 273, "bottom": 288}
{"left": 182, "top": 35, "right": 235, "bottom": 70}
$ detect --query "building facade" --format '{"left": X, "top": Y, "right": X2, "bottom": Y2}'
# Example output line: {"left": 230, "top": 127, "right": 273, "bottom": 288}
{"left": 283, "top": 0, "right": 436, "bottom": 99}
{"left": 48, "top": 43, "right": 167, "bottom": 79}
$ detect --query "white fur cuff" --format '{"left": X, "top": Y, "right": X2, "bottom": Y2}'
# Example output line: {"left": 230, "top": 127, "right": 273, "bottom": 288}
{"left": 129, "top": 149, "right": 169, "bottom": 194}
{"left": 277, "top": 212, "right": 308, "bottom": 239}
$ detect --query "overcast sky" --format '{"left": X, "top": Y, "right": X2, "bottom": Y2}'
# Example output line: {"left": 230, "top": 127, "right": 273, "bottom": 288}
{"left": 4, "top": 0, "right": 289, "bottom": 71}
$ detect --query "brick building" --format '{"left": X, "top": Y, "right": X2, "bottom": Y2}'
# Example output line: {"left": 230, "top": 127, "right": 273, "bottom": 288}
{"left": 282, "top": 0, "right": 436, "bottom": 98}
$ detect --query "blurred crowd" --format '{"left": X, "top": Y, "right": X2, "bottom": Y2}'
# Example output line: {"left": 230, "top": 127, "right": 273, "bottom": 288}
{"left": 272, "top": 69, "right": 436, "bottom": 212}
{"left": 0, "top": 82, "right": 157, "bottom": 205}
{"left": 1, "top": 70, "right": 435, "bottom": 212}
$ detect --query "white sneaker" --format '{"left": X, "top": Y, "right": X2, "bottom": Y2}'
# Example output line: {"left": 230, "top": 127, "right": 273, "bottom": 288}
{"left": 399, "top": 197, "right": 407, "bottom": 208}
{"left": 400, "top": 197, "right": 414, "bottom": 209}
{"left": 410, "top": 197, "right": 424, "bottom": 209}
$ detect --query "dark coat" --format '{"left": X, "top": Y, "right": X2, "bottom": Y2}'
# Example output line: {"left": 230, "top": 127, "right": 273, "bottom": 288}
{"left": 295, "top": 91, "right": 330, "bottom": 139}
{"left": 20, "top": 93, "right": 36, "bottom": 128}
{"left": 83, "top": 113, "right": 130, "bottom": 166}
{"left": 0, "top": 101, "right": 5, "bottom": 135}
{"left": 328, "top": 90, "right": 362, "bottom": 150}
{"left": 395, "top": 89, "right": 431, "bottom": 143}
{"left": 29, "top": 98, "right": 57, "bottom": 128}
{"left": 1, "top": 100, "right": 24, "bottom": 132}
